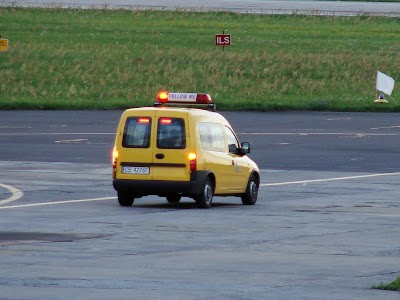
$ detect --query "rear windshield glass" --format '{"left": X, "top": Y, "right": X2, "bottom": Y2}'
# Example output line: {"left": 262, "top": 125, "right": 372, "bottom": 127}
{"left": 122, "top": 117, "right": 151, "bottom": 148}
{"left": 157, "top": 118, "right": 186, "bottom": 149}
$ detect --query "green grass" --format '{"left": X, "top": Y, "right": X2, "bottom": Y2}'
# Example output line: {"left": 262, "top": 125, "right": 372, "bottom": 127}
{"left": 373, "top": 276, "right": 400, "bottom": 291}
{"left": 1, "top": 7, "right": 400, "bottom": 111}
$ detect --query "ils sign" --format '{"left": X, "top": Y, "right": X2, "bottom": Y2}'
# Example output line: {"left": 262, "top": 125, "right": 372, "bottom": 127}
{"left": 215, "top": 34, "right": 231, "bottom": 46}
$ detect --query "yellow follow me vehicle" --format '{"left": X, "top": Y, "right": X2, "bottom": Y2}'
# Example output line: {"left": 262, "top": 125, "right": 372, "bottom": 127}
{"left": 112, "top": 92, "right": 260, "bottom": 208}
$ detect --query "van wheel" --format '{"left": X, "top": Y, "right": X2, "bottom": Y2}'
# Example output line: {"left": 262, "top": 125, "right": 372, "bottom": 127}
{"left": 241, "top": 174, "right": 258, "bottom": 205}
{"left": 118, "top": 192, "right": 134, "bottom": 207}
{"left": 166, "top": 194, "right": 181, "bottom": 203}
{"left": 195, "top": 177, "right": 213, "bottom": 208}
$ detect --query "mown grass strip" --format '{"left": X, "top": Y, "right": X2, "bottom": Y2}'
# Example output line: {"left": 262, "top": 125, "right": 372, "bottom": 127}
{"left": 373, "top": 276, "right": 400, "bottom": 291}
{"left": 1, "top": 7, "right": 400, "bottom": 111}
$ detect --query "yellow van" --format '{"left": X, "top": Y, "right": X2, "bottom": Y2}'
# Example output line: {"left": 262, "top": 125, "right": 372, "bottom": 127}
{"left": 112, "top": 92, "right": 260, "bottom": 208}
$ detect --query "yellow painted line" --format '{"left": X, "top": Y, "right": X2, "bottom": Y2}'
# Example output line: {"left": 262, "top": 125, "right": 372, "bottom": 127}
{"left": 0, "top": 183, "right": 24, "bottom": 205}
{"left": 260, "top": 172, "right": 400, "bottom": 187}
{"left": 0, "top": 197, "right": 116, "bottom": 210}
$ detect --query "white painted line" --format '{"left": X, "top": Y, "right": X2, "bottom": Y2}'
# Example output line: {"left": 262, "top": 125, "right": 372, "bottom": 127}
{"left": 0, "top": 133, "right": 114, "bottom": 136}
{"left": 0, "top": 197, "right": 116, "bottom": 210}
{"left": 370, "top": 125, "right": 400, "bottom": 130}
{"left": 55, "top": 139, "right": 89, "bottom": 143}
{"left": 1, "top": 173, "right": 399, "bottom": 209}
{"left": 1, "top": 132, "right": 399, "bottom": 137}
{"left": 0, "top": 126, "right": 32, "bottom": 129}
{"left": 0, "top": 183, "right": 24, "bottom": 205}
{"left": 238, "top": 132, "right": 400, "bottom": 136}
{"left": 260, "top": 172, "right": 400, "bottom": 187}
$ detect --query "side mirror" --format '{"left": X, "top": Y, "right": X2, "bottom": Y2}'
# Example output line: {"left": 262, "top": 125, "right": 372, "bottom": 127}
{"left": 241, "top": 142, "right": 251, "bottom": 154}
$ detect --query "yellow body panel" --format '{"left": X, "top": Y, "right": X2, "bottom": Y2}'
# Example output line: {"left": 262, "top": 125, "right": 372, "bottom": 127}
{"left": 151, "top": 110, "right": 191, "bottom": 181}
{"left": 115, "top": 110, "right": 155, "bottom": 181}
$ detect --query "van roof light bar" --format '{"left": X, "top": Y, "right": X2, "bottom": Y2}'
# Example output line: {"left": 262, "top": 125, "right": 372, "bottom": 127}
{"left": 154, "top": 92, "right": 216, "bottom": 111}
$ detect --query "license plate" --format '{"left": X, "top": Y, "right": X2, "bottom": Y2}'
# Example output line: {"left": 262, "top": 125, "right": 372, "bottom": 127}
{"left": 121, "top": 166, "right": 150, "bottom": 175}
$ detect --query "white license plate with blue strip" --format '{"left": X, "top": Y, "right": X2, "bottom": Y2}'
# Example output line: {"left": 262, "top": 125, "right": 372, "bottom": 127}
{"left": 121, "top": 166, "right": 150, "bottom": 175}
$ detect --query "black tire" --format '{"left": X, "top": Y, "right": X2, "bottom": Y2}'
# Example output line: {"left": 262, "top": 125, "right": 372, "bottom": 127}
{"left": 118, "top": 191, "right": 134, "bottom": 207}
{"left": 241, "top": 174, "right": 258, "bottom": 205}
{"left": 195, "top": 177, "right": 214, "bottom": 208}
{"left": 166, "top": 194, "right": 182, "bottom": 203}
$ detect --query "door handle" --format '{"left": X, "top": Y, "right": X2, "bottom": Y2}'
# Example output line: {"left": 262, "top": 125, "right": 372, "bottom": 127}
{"left": 156, "top": 153, "right": 165, "bottom": 159}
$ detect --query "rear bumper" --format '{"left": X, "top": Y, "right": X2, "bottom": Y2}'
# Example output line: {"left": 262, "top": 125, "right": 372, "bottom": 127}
{"left": 113, "top": 171, "right": 208, "bottom": 197}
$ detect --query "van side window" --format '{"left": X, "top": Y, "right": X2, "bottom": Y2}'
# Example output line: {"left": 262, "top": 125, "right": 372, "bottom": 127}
{"left": 225, "top": 126, "right": 240, "bottom": 153}
{"left": 122, "top": 117, "right": 151, "bottom": 148}
{"left": 198, "top": 123, "right": 225, "bottom": 152}
{"left": 157, "top": 118, "right": 186, "bottom": 149}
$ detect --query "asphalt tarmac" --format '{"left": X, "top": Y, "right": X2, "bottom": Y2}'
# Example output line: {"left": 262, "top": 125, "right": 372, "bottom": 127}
{"left": 1, "top": 110, "right": 400, "bottom": 171}
{"left": 2, "top": 0, "right": 400, "bottom": 16}
{"left": 0, "top": 111, "right": 399, "bottom": 299}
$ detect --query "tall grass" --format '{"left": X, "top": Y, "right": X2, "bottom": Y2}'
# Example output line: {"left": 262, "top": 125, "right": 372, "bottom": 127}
{"left": 0, "top": 8, "right": 400, "bottom": 111}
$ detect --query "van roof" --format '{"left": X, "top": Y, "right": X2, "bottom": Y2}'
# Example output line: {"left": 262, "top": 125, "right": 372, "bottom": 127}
{"left": 123, "top": 106, "right": 230, "bottom": 125}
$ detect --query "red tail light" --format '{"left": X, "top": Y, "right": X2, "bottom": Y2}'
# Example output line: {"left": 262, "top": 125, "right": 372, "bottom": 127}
{"left": 188, "top": 153, "right": 197, "bottom": 171}
{"left": 112, "top": 148, "right": 118, "bottom": 178}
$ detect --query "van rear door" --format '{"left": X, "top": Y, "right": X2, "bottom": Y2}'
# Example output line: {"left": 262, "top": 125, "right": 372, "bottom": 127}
{"left": 152, "top": 111, "right": 191, "bottom": 182}
{"left": 117, "top": 111, "right": 155, "bottom": 181}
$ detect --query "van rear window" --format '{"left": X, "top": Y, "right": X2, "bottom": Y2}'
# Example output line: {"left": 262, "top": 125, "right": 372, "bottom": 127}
{"left": 157, "top": 118, "right": 186, "bottom": 149}
{"left": 123, "top": 117, "right": 151, "bottom": 148}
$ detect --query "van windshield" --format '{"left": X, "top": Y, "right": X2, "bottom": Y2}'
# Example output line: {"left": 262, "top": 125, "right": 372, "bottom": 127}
{"left": 157, "top": 118, "right": 186, "bottom": 149}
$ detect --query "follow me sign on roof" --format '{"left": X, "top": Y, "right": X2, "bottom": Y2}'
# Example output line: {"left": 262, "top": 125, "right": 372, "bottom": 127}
{"left": 168, "top": 93, "right": 198, "bottom": 102}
